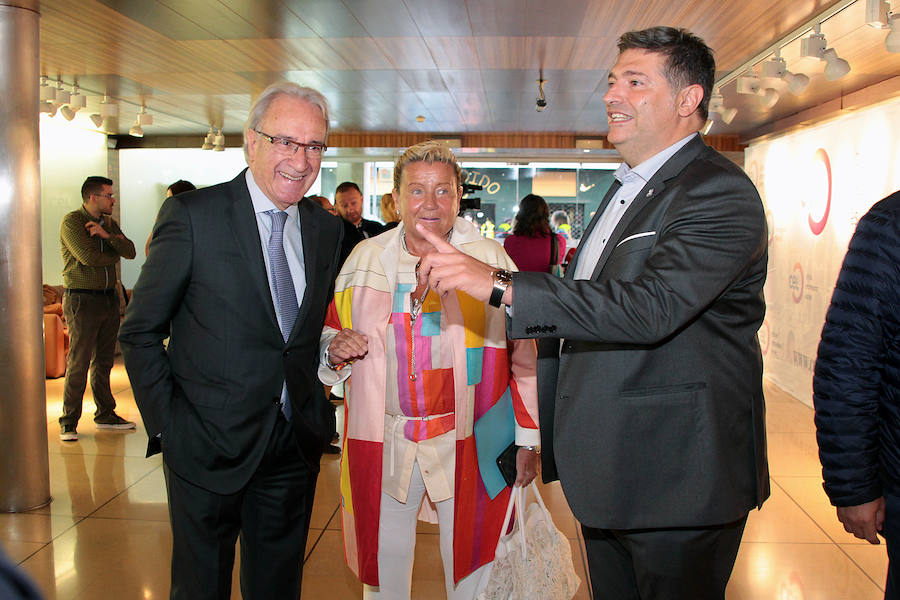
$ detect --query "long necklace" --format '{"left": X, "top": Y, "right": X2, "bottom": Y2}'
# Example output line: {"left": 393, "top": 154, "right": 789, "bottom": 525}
{"left": 400, "top": 227, "right": 451, "bottom": 381}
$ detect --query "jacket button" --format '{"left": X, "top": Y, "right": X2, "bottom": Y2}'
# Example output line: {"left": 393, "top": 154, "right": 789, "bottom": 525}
{"left": 284, "top": 350, "right": 291, "bottom": 356}
{"left": 273, "top": 397, "right": 280, "bottom": 404}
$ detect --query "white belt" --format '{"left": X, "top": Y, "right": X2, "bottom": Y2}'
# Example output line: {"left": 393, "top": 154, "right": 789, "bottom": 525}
{"left": 387, "top": 411, "right": 454, "bottom": 477}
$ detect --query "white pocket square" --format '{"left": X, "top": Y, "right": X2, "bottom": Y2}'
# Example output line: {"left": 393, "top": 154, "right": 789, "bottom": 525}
{"left": 615, "top": 231, "right": 656, "bottom": 248}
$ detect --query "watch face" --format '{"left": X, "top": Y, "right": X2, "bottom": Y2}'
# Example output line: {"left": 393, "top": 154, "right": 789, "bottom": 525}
{"left": 494, "top": 269, "right": 512, "bottom": 284}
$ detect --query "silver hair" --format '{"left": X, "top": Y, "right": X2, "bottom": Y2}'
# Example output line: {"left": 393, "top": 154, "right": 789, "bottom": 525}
{"left": 242, "top": 81, "right": 330, "bottom": 162}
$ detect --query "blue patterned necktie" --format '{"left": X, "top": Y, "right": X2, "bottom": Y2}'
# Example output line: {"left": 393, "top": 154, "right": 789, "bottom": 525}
{"left": 267, "top": 210, "right": 298, "bottom": 420}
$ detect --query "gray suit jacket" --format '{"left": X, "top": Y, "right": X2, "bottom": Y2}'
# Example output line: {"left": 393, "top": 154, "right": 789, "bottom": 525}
{"left": 119, "top": 170, "right": 344, "bottom": 494}
{"left": 510, "top": 136, "right": 770, "bottom": 530}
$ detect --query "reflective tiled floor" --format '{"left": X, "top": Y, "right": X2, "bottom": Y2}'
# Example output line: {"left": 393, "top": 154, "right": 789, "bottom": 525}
{"left": 2, "top": 363, "right": 889, "bottom": 599}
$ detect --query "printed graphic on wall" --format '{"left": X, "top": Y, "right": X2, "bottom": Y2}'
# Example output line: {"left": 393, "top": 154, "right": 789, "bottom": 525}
{"left": 746, "top": 97, "right": 900, "bottom": 407}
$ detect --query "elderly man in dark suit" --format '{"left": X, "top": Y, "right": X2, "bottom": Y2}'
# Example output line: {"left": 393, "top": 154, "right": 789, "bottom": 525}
{"left": 417, "top": 26, "right": 769, "bottom": 600}
{"left": 119, "top": 82, "right": 343, "bottom": 599}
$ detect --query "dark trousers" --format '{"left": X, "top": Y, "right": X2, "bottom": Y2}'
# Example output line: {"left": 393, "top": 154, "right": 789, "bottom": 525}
{"left": 582, "top": 515, "right": 747, "bottom": 600}
{"left": 884, "top": 493, "right": 900, "bottom": 599}
{"left": 60, "top": 291, "right": 121, "bottom": 426}
{"left": 164, "top": 415, "right": 318, "bottom": 600}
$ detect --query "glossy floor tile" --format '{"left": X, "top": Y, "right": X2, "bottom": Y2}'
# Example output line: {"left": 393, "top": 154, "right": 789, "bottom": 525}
{"left": 0, "top": 361, "right": 888, "bottom": 599}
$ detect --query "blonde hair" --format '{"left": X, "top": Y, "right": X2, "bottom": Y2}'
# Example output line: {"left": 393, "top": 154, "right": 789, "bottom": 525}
{"left": 380, "top": 193, "right": 399, "bottom": 223}
{"left": 392, "top": 140, "right": 462, "bottom": 191}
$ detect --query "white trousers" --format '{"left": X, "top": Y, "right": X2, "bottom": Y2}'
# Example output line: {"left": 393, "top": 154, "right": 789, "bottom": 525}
{"left": 363, "top": 461, "right": 493, "bottom": 600}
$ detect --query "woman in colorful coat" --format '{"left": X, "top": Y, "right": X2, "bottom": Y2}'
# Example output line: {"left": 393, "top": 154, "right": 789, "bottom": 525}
{"left": 319, "top": 140, "right": 540, "bottom": 599}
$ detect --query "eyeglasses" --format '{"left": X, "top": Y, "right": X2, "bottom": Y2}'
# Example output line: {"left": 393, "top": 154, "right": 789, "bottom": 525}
{"left": 93, "top": 192, "right": 115, "bottom": 199}
{"left": 253, "top": 129, "right": 327, "bottom": 157}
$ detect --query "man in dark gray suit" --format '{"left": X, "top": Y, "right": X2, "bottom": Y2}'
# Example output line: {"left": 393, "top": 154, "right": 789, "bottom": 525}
{"left": 417, "top": 27, "right": 769, "bottom": 599}
{"left": 119, "top": 82, "right": 343, "bottom": 599}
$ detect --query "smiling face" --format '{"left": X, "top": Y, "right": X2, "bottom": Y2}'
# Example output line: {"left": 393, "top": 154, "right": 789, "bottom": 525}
{"left": 395, "top": 161, "right": 461, "bottom": 256}
{"left": 603, "top": 48, "right": 699, "bottom": 167}
{"left": 245, "top": 95, "right": 327, "bottom": 210}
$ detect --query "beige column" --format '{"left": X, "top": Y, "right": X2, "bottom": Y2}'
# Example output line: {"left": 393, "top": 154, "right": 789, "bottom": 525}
{"left": 0, "top": 0, "right": 51, "bottom": 512}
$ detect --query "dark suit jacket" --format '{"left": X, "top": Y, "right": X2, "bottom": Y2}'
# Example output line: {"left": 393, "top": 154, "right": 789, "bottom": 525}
{"left": 119, "top": 170, "right": 343, "bottom": 494}
{"left": 339, "top": 218, "right": 385, "bottom": 265}
{"left": 510, "top": 136, "right": 770, "bottom": 530}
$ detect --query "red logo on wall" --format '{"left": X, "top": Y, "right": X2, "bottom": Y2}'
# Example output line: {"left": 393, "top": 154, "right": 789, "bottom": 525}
{"left": 808, "top": 148, "right": 831, "bottom": 236}
{"left": 790, "top": 262, "right": 804, "bottom": 304}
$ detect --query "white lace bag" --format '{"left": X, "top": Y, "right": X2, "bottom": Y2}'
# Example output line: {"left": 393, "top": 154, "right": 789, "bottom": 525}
{"left": 476, "top": 483, "right": 581, "bottom": 600}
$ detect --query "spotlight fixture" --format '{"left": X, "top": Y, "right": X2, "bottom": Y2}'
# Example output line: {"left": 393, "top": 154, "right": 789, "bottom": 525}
{"left": 866, "top": 0, "right": 891, "bottom": 27}
{"left": 39, "top": 77, "right": 56, "bottom": 102}
{"left": 54, "top": 81, "right": 71, "bottom": 106}
{"left": 888, "top": 13, "right": 900, "bottom": 52}
{"left": 762, "top": 50, "right": 810, "bottom": 95}
{"left": 59, "top": 106, "right": 77, "bottom": 121}
{"left": 99, "top": 95, "right": 118, "bottom": 118}
{"left": 736, "top": 74, "right": 780, "bottom": 109}
{"left": 89, "top": 114, "right": 104, "bottom": 128}
{"left": 801, "top": 23, "right": 850, "bottom": 80}
{"left": 708, "top": 90, "right": 738, "bottom": 124}
{"left": 201, "top": 125, "right": 214, "bottom": 150}
{"left": 213, "top": 128, "right": 225, "bottom": 151}
{"left": 128, "top": 120, "right": 143, "bottom": 138}
{"left": 822, "top": 48, "right": 851, "bottom": 80}
{"left": 39, "top": 101, "right": 58, "bottom": 117}
{"left": 536, "top": 77, "right": 547, "bottom": 112}
{"left": 136, "top": 105, "right": 153, "bottom": 126}
{"left": 68, "top": 85, "right": 87, "bottom": 111}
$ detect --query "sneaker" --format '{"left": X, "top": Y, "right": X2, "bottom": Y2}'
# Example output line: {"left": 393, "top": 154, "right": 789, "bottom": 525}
{"left": 95, "top": 414, "right": 136, "bottom": 430}
{"left": 60, "top": 424, "right": 78, "bottom": 442}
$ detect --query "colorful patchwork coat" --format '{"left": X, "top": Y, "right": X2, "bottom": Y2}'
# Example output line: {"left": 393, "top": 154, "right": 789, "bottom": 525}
{"left": 321, "top": 217, "right": 539, "bottom": 585}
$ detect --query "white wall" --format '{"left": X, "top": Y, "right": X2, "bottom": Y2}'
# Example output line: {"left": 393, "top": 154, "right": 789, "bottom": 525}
{"left": 39, "top": 117, "right": 109, "bottom": 286}
{"left": 747, "top": 97, "right": 900, "bottom": 406}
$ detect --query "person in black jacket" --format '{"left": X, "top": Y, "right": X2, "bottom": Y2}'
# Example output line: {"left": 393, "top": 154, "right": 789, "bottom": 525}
{"left": 814, "top": 189, "right": 900, "bottom": 599}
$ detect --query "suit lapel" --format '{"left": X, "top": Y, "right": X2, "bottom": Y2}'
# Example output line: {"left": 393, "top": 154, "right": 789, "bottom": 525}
{"left": 565, "top": 179, "right": 621, "bottom": 280}
{"left": 589, "top": 135, "right": 708, "bottom": 280}
{"left": 226, "top": 171, "right": 280, "bottom": 330}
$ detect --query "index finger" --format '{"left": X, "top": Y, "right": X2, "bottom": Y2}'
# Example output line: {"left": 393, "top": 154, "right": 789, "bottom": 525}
{"left": 415, "top": 223, "right": 456, "bottom": 253}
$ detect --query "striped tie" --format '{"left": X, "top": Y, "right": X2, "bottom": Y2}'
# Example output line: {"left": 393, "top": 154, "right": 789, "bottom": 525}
{"left": 267, "top": 210, "right": 298, "bottom": 420}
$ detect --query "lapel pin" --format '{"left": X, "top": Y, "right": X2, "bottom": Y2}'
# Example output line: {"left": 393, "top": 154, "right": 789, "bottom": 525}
{"left": 646, "top": 188, "right": 654, "bottom": 197}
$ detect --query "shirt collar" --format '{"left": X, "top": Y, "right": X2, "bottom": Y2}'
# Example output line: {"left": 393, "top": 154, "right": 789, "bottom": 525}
{"left": 614, "top": 133, "right": 697, "bottom": 185}
{"left": 245, "top": 169, "right": 299, "bottom": 221}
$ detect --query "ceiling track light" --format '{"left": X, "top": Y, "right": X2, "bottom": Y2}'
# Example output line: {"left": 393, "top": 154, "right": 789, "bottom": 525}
{"left": 866, "top": 0, "right": 892, "bottom": 27}
{"left": 800, "top": 23, "right": 851, "bottom": 80}
{"left": 137, "top": 105, "right": 153, "bottom": 126}
{"left": 54, "top": 80, "right": 71, "bottom": 106}
{"left": 59, "top": 105, "right": 77, "bottom": 121}
{"left": 736, "top": 74, "right": 780, "bottom": 109}
{"left": 213, "top": 128, "right": 225, "bottom": 151}
{"left": 69, "top": 84, "right": 86, "bottom": 111}
{"left": 709, "top": 90, "right": 738, "bottom": 124}
{"left": 39, "top": 76, "right": 56, "bottom": 102}
{"left": 762, "top": 49, "right": 810, "bottom": 95}
{"left": 129, "top": 119, "right": 144, "bottom": 137}
{"left": 536, "top": 77, "right": 547, "bottom": 112}
{"left": 89, "top": 114, "right": 104, "bottom": 128}
{"left": 201, "top": 125, "right": 215, "bottom": 150}
{"left": 99, "top": 95, "right": 118, "bottom": 118}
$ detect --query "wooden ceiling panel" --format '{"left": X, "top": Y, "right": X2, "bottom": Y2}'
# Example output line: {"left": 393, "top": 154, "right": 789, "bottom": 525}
{"left": 467, "top": 0, "right": 526, "bottom": 36}
{"left": 424, "top": 37, "right": 481, "bottom": 69}
{"left": 404, "top": 0, "right": 473, "bottom": 36}
{"left": 342, "top": 0, "right": 420, "bottom": 36}
{"left": 398, "top": 70, "right": 448, "bottom": 92}
{"left": 223, "top": 39, "right": 311, "bottom": 71}
{"left": 374, "top": 38, "right": 440, "bottom": 70}
{"left": 524, "top": 0, "right": 593, "bottom": 36}
{"left": 217, "top": 0, "right": 318, "bottom": 38}
{"left": 281, "top": 0, "right": 368, "bottom": 37}
{"left": 35, "top": 0, "right": 900, "bottom": 143}
{"left": 94, "top": 0, "right": 218, "bottom": 41}
{"left": 280, "top": 38, "right": 355, "bottom": 70}
{"left": 326, "top": 38, "right": 394, "bottom": 70}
